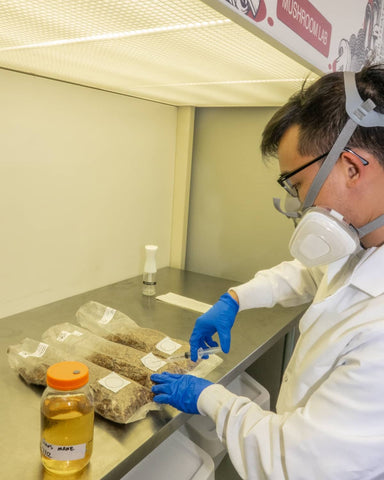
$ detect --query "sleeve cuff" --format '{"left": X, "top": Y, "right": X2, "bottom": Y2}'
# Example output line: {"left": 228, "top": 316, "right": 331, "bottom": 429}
{"left": 230, "top": 274, "right": 274, "bottom": 311}
{"left": 197, "top": 383, "right": 239, "bottom": 418}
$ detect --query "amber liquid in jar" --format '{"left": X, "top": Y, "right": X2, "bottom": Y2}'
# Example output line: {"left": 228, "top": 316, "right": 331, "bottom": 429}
{"left": 41, "top": 392, "right": 94, "bottom": 475}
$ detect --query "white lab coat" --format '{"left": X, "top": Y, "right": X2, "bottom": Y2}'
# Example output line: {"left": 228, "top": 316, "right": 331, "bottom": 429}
{"left": 197, "top": 245, "right": 384, "bottom": 480}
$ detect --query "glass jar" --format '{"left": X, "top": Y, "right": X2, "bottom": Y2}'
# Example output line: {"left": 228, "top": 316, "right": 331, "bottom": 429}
{"left": 40, "top": 361, "right": 94, "bottom": 475}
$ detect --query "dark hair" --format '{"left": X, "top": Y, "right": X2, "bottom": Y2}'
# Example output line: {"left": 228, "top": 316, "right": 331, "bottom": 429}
{"left": 261, "top": 64, "right": 384, "bottom": 166}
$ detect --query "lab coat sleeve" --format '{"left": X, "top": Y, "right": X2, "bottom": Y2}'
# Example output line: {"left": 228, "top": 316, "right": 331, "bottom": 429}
{"left": 231, "top": 259, "right": 321, "bottom": 311}
{"left": 197, "top": 385, "right": 288, "bottom": 479}
{"left": 197, "top": 330, "right": 384, "bottom": 480}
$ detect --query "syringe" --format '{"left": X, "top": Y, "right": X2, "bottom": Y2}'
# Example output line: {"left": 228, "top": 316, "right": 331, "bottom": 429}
{"left": 168, "top": 346, "right": 222, "bottom": 361}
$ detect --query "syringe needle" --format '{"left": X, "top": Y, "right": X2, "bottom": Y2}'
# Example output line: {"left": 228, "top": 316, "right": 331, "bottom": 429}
{"left": 167, "top": 346, "right": 223, "bottom": 362}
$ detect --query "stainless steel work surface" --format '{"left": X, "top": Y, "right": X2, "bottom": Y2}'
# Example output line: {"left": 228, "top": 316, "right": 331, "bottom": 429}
{"left": 1, "top": 267, "right": 306, "bottom": 479}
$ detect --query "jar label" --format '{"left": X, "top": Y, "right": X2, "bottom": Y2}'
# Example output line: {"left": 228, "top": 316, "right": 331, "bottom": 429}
{"left": 99, "top": 307, "right": 116, "bottom": 325}
{"left": 41, "top": 439, "right": 86, "bottom": 460}
{"left": 156, "top": 337, "right": 181, "bottom": 355}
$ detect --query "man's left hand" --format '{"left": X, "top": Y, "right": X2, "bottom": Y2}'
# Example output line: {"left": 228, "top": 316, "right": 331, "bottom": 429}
{"left": 151, "top": 372, "right": 213, "bottom": 414}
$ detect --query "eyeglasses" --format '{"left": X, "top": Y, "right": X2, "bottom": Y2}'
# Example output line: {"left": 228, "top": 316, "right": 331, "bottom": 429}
{"left": 277, "top": 147, "right": 369, "bottom": 197}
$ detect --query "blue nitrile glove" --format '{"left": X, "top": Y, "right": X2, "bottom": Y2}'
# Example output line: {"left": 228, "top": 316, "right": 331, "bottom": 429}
{"left": 189, "top": 292, "right": 239, "bottom": 362}
{"left": 151, "top": 372, "right": 213, "bottom": 414}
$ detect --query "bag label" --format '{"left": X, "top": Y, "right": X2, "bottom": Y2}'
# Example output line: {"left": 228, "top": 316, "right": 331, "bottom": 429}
{"left": 156, "top": 337, "right": 181, "bottom": 355}
{"left": 140, "top": 353, "right": 166, "bottom": 371}
{"left": 19, "top": 342, "right": 49, "bottom": 358}
{"left": 98, "top": 372, "right": 130, "bottom": 393}
{"left": 99, "top": 307, "right": 116, "bottom": 325}
{"left": 57, "top": 330, "right": 83, "bottom": 342}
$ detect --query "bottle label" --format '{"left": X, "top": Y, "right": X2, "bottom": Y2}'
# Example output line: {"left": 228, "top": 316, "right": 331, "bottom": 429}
{"left": 99, "top": 307, "right": 116, "bottom": 325}
{"left": 41, "top": 439, "right": 86, "bottom": 460}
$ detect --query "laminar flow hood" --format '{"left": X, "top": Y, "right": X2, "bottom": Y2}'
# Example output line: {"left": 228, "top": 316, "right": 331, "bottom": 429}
{"left": 0, "top": 0, "right": 319, "bottom": 106}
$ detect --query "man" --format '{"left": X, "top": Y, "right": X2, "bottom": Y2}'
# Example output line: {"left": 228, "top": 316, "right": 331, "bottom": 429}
{"left": 151, "top": 64, "right": 384, "bottom": 479}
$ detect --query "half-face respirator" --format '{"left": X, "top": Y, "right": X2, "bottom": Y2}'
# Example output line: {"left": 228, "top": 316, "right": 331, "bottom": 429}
{"left": 274, "top": 71, "right": 384, "bottom": 267}
{"left": 288, "top": 207, "right": 360, "bottom": 267}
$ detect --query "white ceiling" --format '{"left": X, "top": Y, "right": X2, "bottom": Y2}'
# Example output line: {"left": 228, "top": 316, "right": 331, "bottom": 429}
{"left": 0, "top": 0, "right": 319, "bottom": 107}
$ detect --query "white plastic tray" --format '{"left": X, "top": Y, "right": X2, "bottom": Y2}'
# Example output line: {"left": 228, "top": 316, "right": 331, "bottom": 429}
{"left": 121, "top": 429, "right": 215, "bottom": 480}
{"left": 181, "top": 372, "right": 270, "bottom": 468}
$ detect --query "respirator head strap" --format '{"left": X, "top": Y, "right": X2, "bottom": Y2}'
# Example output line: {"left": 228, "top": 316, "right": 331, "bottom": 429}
{"left": 273, "top": 197, "right": 301, "bottom": 219}
{"left": 302, "top": 71, "right": 383, "bottom": 211}
{"left": 356, "top": 214, "right": 384, "bottom": 238}
{"left": 301, "top": 117, "right": 360, "bottom": 209}
{"left": 344, "top": 71, "right": 384, "bottom": 127}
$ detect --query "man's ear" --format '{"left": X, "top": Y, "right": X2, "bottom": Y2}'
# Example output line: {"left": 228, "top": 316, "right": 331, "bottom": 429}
{"left": 340, "top": 150, "right": 364, "bottom": 185}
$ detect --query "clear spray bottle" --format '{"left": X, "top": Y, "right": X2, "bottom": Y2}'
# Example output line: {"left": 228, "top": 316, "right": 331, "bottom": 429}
{"left": 142, "top": 245, "right": 158, "bottom": 296}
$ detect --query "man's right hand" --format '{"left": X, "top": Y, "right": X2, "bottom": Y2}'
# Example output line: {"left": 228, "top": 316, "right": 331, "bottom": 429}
{"left": 189, "top": 292, "right": 239, "bottom": 362}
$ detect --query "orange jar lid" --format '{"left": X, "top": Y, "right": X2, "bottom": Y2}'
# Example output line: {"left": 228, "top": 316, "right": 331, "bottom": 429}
{"left": 46, "top": 361, "right": 89, "bottom": 391}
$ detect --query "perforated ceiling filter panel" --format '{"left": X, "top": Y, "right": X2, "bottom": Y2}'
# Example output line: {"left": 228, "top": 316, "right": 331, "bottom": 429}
{"left": 0, "top": 0, "right": 319, "bottom": 106}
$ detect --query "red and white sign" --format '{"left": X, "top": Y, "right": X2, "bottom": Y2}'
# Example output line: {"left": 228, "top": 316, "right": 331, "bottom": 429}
{"left": 276, "top": 0, "right": 332, "bottom": 57}
{"left": 203, "top": 0, "right": 384, "bottom": 73}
